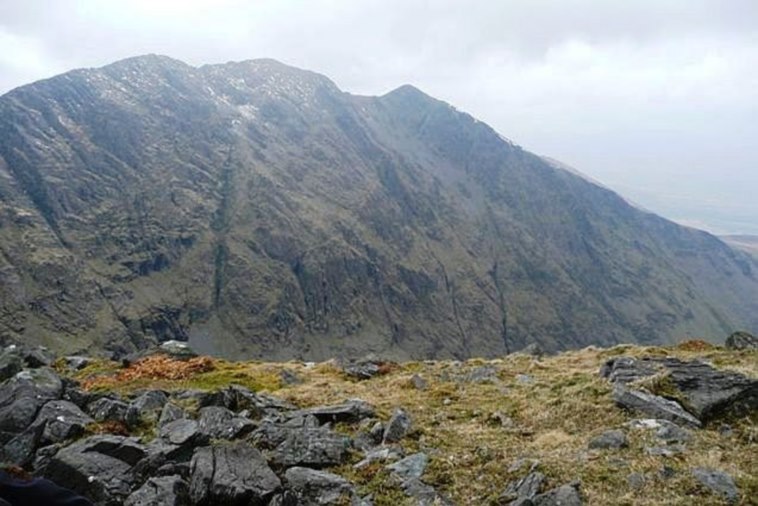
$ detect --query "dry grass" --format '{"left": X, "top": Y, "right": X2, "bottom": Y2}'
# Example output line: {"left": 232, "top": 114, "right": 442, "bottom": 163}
{"left": 67, "top": 345, "right": 757, "bottom": 505}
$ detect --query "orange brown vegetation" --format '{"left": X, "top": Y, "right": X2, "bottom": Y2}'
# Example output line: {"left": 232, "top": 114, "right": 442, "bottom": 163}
{"left": 677, "top": 339, "right": 716, "bottom": 352}
{"left": 82, "top": 355, "right": 215, "bottom": 390}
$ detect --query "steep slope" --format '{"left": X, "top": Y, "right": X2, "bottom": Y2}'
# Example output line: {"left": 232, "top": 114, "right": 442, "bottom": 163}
{"left": 0, "top": 55, "right": 756, "bottom": 359}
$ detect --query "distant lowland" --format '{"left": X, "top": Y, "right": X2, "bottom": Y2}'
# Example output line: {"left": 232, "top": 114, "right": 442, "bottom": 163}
{"left": 0, "top": 55, "right": 756, "bottom": 360}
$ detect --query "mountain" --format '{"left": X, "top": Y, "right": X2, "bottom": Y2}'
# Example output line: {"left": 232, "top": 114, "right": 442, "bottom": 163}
{"left": 0, "top": 55, "right": 756, "bottom": 359}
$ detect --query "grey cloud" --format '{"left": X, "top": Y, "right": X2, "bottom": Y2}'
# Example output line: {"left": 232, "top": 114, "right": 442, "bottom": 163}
{"left": 1, "top": 0, "right": 756, "bottom": 233}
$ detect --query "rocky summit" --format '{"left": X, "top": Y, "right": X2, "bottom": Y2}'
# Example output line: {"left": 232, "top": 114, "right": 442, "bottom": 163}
{"left": 1, "top": 55, "right": 757, "bottom": 360}
{"left": 0, "top": 340, "right": 755, "bottom": 505}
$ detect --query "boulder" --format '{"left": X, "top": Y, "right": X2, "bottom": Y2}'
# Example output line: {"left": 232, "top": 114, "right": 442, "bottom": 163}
{"left": 189, "top": 442, "right": 281, "bottom": 505}
{"left": 269, "top": 426, "right": 352, "bottom": 468}
{"left": 159, "top": 419, "right": 207, "bottom": 447}
{"left": 602, "top": 356, "right": 758, "bottom": 423}
{"left": 159, "top": 341, "right": 198, "bottom": 361}
{"left": 62, "top": 356, "right": 93, "bottom": 371}
{"left": 197, "top": 406, "right": 254, "bottom": 440}
{"left": 386, "top": 453, "right": 428, "bottom": 481}
{"left": 285, "top": 467, "right": 355, "bottom": 505}
{"left": 725, "top": 331, "right": 758, "bottom": 350}
{"left": 124, "top": 475, "right": 190, "bottom": 506}
{"left": 126, "top": 390, "right": 168, "bottom": 427}
{"left": 410, "top": 374, "right": 428, "bottom": 390}
{"left": 588, "top": 430, "right": 627, "bottom": 450}
{"left": 0, "top": 348, "right": 23, "bottom": 381}
{"left": 383, "top": 408, "right": 412, "bottom": 443}
{"left": 692, "top": 468, "right": 739, "bottom": 504}
{"left": 158, "top": 403, "right": 186, "bottom": 427}
{"left": 532, "top": 483, "right": 582, "bottom": 506}
{"left": 36, "top": 399, "right": 94, "bottom": 444}
{"left": 44, "top": 436, "right": 147, "bottom": 505}
{"left": 0, "top": 368, "right": 63, "bottom": 434}
{"left": 400, "top": 478, "right": 454, "bottom": 506}
{"left": 88, "top": 397, "right": 130, "bottom": 423}
{"left": 500, "top": 471, "right": 545, "bottom": 503}
{"left": 612, "top": 385, "right": 702, "bottom": 428}
{"left": 342, "top": 357, "right": 383, "bottom": 380}
{"left": 20, "top": 345, "right": 56, "bottom": 368}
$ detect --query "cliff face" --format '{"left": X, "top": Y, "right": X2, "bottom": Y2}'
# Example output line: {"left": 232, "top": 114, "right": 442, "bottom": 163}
{"left": 0, "top": 55, "right": 756, "bottom": 359}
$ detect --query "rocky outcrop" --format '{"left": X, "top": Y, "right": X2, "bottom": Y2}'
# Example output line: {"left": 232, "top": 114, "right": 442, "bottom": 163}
{"left": 0, "top": 344, "right": 445, "bottom": 505}
{"left": 601, "top": 356, "right": 758, "bottom": 425}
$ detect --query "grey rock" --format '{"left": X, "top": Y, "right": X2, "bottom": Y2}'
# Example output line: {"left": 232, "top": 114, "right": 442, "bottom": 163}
{"left": 124, "top": 475, "right": 190, "bottom": 506}
{"left": 465, "top": 365, "right": 499, "bottom": 384}
{"left": 269, "top": 426, "right": 352, "bottom": 468}
{"left": 342, "top": 357, "right": 384, "bottom": 380}
{"left": 612, "top": 385, "right": 702, "bottom": 428}
{"left": 62, "top": 356, "right": 93, "bottom": 371}
{"left": 197, "top": 406, "right": 254, "bottom": 440}
{"left": 0, "top": 349, "right": 23, "bottom": 381}
{"left": 189, "top": 442, "right": 281, "bottom": 505}
{"left": 400, "top": 478, "right": 454, "bottom": 506}
{"left": 383, "top": 408, "right": 412, "bottom": 443}
{"left": 21, "top": 345, "right": 56, "bottom": 368}
{"left": 588, "top": 430, "right": 627, "bottom": 450}
{"left": 500, "top": 471, "right": 545, "bottom": 502}
{"left": 158, "top": 402, "right": 186, "bottom": 427}
{"left": 354, "top": 446, "right": 404, "bottom": 470}
{"left": 88, "top": 397, "right": 130, "bottom": 423}
{"left": 280, "top": 368, "right": 303, "bottom": 385}
{"left": 410, "top": 374, "right": 428, "bottom": 390}
{"left": 159, "top": 340, "right": 198, "bottom": 360}
{"left": 386, "top": 452, "right": 428, "bottom": 480}
{"left": 159, "top": 419, "right": 208, "bottom": 447}
{"left": 0, "top": 368, "right": 63, "bottom": 434}
{"left": 0, "top": 421, "right": 46, "bottom": 466}
{"left": 602, "top": 356, "right": 758, "bottom": 423}
{"left": 692, "top": 468, "right": 739, "bottom": 504}
{"left": 36, "top": 399, "right": 94, "bottom": 444}
{"left": 532, "top": 483, "right": 582, "bottom": 506}
{"left": 45, "top": 436, "right": 147, "bottom": 505}
{"left": 127, "top": 390, "right": 168, "bottom": 427}
{"left": 725, "top": 331, "right": 758, "bottom": 350}
{"left": 285, "top": 466, "right": 355, "bottom": 505}
{"left": 655, "top": 422, "right": 691, "bottom": 443}
{"left": 627, "top": 472, "right": 645, "bottom": 490}
{"left": 268, "top": 491, "right": 300, "bottom": 506}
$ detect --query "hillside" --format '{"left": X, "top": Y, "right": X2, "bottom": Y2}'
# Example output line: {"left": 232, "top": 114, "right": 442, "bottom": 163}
{"left": 0, "top": 340, "right": 755, "bottom": 505}
{"left": 0, "top": 55, "right": 756, "bottom": 359}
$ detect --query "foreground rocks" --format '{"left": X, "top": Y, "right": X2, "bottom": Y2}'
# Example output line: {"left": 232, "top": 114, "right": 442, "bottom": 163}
{"left": 0, "top": 345, "right": 433, "bottom": 505}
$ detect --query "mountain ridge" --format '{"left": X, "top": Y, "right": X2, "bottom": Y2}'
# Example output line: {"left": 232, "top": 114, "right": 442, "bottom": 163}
{"left": 0, "top": 55, "right": 756, "bottom": 360}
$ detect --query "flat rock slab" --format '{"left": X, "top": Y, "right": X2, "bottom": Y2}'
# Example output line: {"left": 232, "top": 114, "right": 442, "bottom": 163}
{"left": 287, "top": 400, "right": 375, "bottom": 425}
{"left": 612, "top": 385, "right": 702, "bottom": 428}
{"left": 602, "top": 356, "right": 758, "bottom": 423}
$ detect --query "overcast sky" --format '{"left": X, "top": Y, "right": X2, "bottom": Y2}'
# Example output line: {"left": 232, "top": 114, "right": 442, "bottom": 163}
{"left": 1, "top": 0, "right": 756, "bottom": 234}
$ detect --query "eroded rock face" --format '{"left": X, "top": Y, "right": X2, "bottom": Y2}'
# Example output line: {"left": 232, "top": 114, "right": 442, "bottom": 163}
{"left": 601, "top": 356, "right": 758, "bottom": 424}
{"left": 189, "top": 442, "right": 281, "bottom": 506}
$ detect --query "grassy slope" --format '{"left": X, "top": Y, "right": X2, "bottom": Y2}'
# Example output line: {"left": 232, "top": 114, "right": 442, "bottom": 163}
{"left": 72, "top": 344, "right": 757, "bottom": 505}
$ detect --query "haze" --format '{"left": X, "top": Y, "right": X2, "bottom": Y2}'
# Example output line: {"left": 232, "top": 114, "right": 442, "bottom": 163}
{"left": 1, "top": 0, "right": 756, "bottom": 234}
